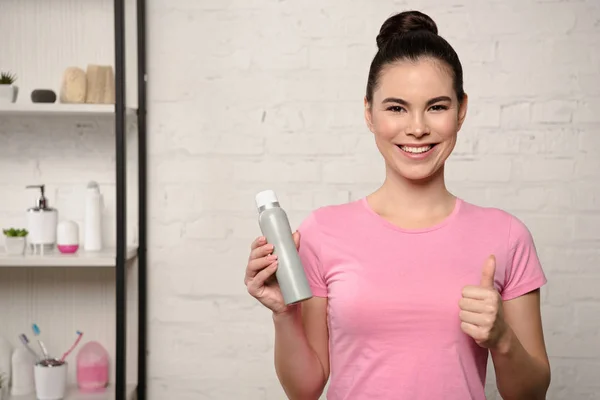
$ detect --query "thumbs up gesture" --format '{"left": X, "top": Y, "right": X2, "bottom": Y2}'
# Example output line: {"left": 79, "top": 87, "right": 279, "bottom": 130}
{"left": 459, "top": 255, "right": 508, "bottom": 349}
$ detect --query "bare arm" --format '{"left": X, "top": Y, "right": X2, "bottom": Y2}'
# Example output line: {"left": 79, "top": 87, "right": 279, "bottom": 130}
{"left": 273, "top": 297, "right": 330, "bottom": 400}
{"left": 491, "top": 289, "right": 551, "bottom": 400}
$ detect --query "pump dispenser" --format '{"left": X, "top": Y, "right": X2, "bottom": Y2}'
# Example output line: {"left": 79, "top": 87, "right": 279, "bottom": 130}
{"left": 26, "top": 184, "right": 58, "bottom": 254}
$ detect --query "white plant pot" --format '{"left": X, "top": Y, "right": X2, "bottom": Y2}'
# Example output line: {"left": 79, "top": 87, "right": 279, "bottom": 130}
{"left": 0, "top": 84, "right": 18, "bottom": 103}
{"left": 4, "top": 236, "right": 26, "bottom": 255}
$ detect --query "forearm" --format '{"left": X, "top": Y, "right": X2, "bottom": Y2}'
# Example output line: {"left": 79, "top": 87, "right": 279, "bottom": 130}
{"left": 273, "top": 307, "right": 326, "bottom": 400}
{"left": 491, "top": 326, "right": 550, "bottom": 400}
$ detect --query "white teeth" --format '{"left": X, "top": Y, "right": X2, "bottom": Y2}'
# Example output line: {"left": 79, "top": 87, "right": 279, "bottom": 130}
{"left": 399, "top": 145, "right": 432, "bottom": 154}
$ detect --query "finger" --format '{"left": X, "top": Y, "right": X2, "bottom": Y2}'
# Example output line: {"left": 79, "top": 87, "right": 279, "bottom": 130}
{"left": 460, "top": 322, "right": 482, "bottom": 339}
{"left": 458, "top": 297, "right": 490, "bottom": 313}
{"left": 249, "top": 243, "right": 274, "bottom": 261}
{"left": 250, "top": 236, "right": 267, "bottom": 251}
{"left": 461, "top": 285, "right": 490, "bottom": 300}
{"left": 480, "top": 254, "right": 496, "bottom": 288}
{"left": 247, "top": 262, "right": 278, "bottom": 294}
{"left": 293, "top": 231, "right": 301, "bottom": 250}
{"left": 459, "top": 310, "right": 489, "bottom": 326}
{"left": 247, "top": 254, "right": 278, "bottom": 277}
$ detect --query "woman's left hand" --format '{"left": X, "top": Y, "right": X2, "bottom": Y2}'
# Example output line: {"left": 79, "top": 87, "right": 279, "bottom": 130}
{"left": 459, "top": 255, "right": 509, "bottom": 350}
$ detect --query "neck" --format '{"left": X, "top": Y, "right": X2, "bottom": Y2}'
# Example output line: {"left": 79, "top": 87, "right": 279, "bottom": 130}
{"left": 370, "top": 164, "right": 456, "bottom": 220}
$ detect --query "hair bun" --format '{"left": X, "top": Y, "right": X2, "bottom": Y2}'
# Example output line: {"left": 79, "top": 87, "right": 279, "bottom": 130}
{"left": 376, "top": 10, "right": 438, "bottom": 49}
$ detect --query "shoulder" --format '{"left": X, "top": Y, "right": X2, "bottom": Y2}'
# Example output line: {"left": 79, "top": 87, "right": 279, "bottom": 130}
{"left": 459, "top": 199, "right": 535, "bottom": 248}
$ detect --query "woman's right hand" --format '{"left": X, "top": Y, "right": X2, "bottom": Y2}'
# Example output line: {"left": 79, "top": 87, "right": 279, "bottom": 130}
{"left": 244, "top": 231, "right": 301, "bottom": 316}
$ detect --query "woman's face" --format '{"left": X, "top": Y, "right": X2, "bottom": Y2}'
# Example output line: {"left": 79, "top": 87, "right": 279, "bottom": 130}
{"left": 365, "top": 58, "right": 468, "bottom": 183}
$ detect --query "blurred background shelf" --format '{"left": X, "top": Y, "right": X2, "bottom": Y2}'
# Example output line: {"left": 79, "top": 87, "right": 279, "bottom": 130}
{"left": 0, "top": 247, "right": 138, "bottom": 267}
{"left": 0, "top": 103, "right": 137, "bottom": 117}
{"left": 9, "top": 384, "right": 137, "bottom": 400}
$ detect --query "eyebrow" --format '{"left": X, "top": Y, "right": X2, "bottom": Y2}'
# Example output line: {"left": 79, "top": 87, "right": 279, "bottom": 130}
{"left": 382, "top": 96, "right": 452, "bottom": 107}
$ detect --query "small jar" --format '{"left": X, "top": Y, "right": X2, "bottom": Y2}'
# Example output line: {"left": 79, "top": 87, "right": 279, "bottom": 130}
{"left": 76, "top": 341, "right": 109, "bottom": 393}
{"left": 56, "top": 220, "right": 79, "bottom": 254}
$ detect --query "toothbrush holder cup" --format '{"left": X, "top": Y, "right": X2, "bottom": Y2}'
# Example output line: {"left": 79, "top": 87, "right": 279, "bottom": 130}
{"left": 34, "top": 359, "right": 67, "bottom": 400}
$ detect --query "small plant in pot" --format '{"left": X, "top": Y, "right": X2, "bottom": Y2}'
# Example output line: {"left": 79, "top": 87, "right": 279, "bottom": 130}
{"left": 3, "top": 228, "right": 28, "bottom": 255}
{"left": 0, "top": 71, "right": 19, "bottom": 103}
{"left": 0, "top": 371, "right": 7, "bottom": 399}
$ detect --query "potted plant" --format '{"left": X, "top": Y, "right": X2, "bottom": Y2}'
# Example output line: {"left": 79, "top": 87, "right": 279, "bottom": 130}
{"left": 3, "top": 228, "right": 28, "bottom": 255}
{"left": 0, "top": 71, "right": 18, "bottom": 103}
{"left": 0, "top": 371, "right": 6, "bottom": 400}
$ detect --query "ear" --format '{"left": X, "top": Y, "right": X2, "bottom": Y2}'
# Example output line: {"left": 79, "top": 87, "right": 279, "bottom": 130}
{"left": 364, "top": 96, "right": 375, "bottom": 133}
{"left": 457, "top": 93, "right": 468, "bottom": 131}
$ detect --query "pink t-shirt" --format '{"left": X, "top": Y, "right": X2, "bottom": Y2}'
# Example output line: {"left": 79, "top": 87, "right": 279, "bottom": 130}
{"left": 297, "top": 197, "right": 547, "bottom": 400}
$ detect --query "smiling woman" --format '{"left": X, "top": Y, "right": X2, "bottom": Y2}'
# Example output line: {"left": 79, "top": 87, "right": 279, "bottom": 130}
{"left": 244, "top": 9, "right": 551, "bottom": 400}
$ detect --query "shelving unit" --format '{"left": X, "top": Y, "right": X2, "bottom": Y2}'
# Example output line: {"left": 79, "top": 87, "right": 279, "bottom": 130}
{"left": 0, "top": 247, "right": 138, "bottom": 268}
{"left": 0, "top": 1, "right": 147, "bottom": 400}
{"left": 9, "top": 384, "right": 137, "bottom": 400}
{"left": 0, "top": 104, "right": 137, "bottom": 117}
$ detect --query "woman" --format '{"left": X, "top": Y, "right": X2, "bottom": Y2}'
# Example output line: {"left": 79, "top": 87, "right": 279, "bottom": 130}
{"left": 244, "top": 10, "right": 551, "bottom": 400}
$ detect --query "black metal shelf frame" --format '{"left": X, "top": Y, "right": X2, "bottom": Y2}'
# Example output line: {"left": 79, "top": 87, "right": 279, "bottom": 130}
{"left": 114, "top": 0, "right": 147, "bottom": 399}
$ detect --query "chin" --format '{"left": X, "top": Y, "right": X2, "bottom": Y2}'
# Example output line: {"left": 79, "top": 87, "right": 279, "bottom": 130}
{"left": 395, "top": 166, "right": 441, "bottom": 183}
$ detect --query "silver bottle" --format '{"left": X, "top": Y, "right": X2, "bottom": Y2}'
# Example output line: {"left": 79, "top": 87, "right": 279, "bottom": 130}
{"left": 255, "top": 190, "right": 313, "bottom": 305}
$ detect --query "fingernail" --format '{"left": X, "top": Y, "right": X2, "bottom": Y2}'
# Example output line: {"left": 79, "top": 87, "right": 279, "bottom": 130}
{"left": 268, "top": 254, "right": 278, "bottom": 260}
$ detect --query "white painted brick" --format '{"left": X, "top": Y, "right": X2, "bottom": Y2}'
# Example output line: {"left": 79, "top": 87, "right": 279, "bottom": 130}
{"left": 517, "top": 214, "right": 573, "bottom": 245}
{"left": 308, "top": 45, "right": 347, "bottom": 70}
{"left": 574, "top": 98, "right": 600, "bottom": 123}
{"left": 575, "top": 303, "right": 600, "bottom": 333}
{"left": 322, "top": 159, "right": 384, "bottom": 184}
{"left": 265, "top": 132, "right": 360, "bottom": 156}
{"left": 575, "top": 156, "right": 600, "bottom": 179}
{"left": 539, "top": 247, "right": 600, "bottom": 274}
{"left": 518, "top": 128, "right": 580, "bottom": 156}
{"left": 152, "top": 157, "right": 235, "bottom": 183}
{"left": 499, "top": 102, "right": 531, "bottom": 127}
{"left": 573, "top": 216, "right": 600, "bottom": 241}
{"left": 233, "top": 160, "right": 321, "bottom": 183}
{"left": 531, "top": 100, "right": 577, "bottom": 124}
{"left": 473, "top": 131, "right": 520, "bottom": 155}
{"left": 511, "top": 158, "right": 575, "bottom": 182}
{"left": 572, "top": 183, "right": 600, "bottom": 211}
{"left": 463, "top": 103, "right": 500, "bottom": 128}
{"left": 446, "top": 157, "right": 512, "bottom": 182}
{"left": 541, "top": 305, "right": 576, "bottom": 334}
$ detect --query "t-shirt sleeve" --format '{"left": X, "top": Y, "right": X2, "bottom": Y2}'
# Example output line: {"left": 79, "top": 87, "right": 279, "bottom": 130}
{"left": 296, "top": 211, "right": 328, "bottom": 298}
{"left": 501, "top": 215, "right": 547, "bottom": 301}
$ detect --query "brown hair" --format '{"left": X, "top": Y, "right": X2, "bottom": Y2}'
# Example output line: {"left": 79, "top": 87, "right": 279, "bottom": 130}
{"left": 366, "top": 10, "right": 465, "bottom": 104}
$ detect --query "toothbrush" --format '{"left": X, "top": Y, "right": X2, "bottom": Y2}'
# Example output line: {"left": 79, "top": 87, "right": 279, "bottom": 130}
{"left": 19, "top": 334, "right": 41, "bottom": 361}
{"left": 32, "top": 323, "right": 50, "bottom": 360}
{"left": 60, "top": 331, "right": 83, "bottom": 362}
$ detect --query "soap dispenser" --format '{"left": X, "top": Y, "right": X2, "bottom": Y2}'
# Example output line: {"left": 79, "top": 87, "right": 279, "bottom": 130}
{"left": 26, "top": 184, "right": 58, "bottom": 255}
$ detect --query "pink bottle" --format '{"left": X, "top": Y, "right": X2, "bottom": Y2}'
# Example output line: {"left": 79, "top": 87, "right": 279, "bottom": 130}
{"left": 76, "top": 341, "right": 109, "bottom": 392}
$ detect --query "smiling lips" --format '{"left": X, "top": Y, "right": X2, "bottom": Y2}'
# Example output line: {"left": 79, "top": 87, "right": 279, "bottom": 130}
{"left": 396, "top": 143, "right": 438, "bottom": 159}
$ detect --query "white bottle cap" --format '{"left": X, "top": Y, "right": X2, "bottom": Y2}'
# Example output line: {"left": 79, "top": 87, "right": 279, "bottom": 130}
{"left": 255, "top": 190, "right": 278, "bottom": 209}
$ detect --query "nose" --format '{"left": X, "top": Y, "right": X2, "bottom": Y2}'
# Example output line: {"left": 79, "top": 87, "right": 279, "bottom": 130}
{"left": 406, "top": 113, "right": 430, "bottom": 138}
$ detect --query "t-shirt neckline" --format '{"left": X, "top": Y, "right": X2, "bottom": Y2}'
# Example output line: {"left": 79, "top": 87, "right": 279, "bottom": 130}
{"left": 359, "top": 196, "right": 463, "bottom": 234}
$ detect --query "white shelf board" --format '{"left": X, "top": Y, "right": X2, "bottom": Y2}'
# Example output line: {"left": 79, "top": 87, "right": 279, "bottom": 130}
{"left": 9, "top": 384, "right": 137, "bottom": 400}
{"left": 0, "top": 103, "right": 136, "bottom": 117}
{"left": 0, "top": 246, "right": 138, "bottom": 267}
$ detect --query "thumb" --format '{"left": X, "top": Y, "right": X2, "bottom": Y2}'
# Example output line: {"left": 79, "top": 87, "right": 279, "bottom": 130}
{"left": 293, "top": 230, "right": 301, "bottom": 250}
{"left": 480, "top": 255, "right": 496, "bottom": 288}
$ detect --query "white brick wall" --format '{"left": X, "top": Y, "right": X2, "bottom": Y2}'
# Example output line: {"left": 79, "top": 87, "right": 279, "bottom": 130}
{"left": 147, "top": 1, "right": 600, "bottom": 398}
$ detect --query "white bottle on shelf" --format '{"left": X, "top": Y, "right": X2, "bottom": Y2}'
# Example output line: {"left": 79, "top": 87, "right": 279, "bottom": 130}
{"left": 0, "top": 336, "right": 13, "bottom": 396}
{"left": 10, "top": 346, "right": 35, "bottom": 396}
{"left": 84, "top": 181, "right": 103, "bottom": 252}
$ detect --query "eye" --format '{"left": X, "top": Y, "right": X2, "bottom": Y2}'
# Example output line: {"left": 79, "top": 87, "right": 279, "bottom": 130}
{"left": 386, "top": 106, "right": 406, "bottom": 113}
{"left": 430, "top": 105, "right": 449, "bottom": 112}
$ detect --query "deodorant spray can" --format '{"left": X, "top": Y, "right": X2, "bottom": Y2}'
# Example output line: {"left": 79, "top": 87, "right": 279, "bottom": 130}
{"left": 255, "top": 190, "right": 313, "bottom": 305}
